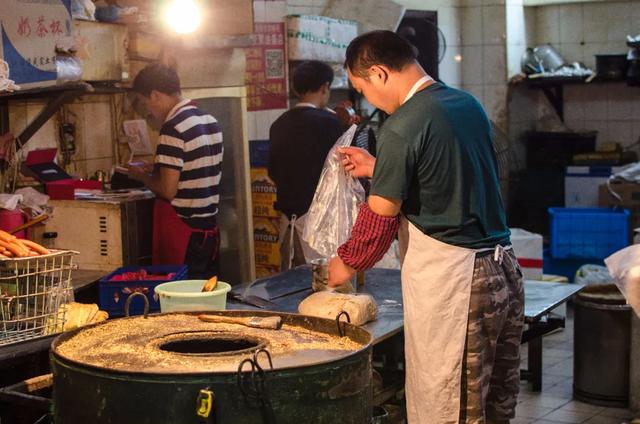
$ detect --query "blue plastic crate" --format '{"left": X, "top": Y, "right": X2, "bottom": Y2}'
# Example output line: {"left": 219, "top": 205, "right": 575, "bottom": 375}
{"left": 548, "top": 207, "right": 630, "bottom": 259}
{"left": 99, "top": 265, "right": 188, "bottom": 317}
{"left": 249, "top": 140, "right": 270, "bottom": 168}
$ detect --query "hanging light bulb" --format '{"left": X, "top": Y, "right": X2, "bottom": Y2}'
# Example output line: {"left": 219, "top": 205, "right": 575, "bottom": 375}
{"left": 164, "top": 0, "right": 201, "bottom": 34}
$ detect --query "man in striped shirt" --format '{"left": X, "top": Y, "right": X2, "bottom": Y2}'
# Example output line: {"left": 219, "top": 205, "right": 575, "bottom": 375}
{"left": 128, "top": 63, "right": 223, "bottom": 279}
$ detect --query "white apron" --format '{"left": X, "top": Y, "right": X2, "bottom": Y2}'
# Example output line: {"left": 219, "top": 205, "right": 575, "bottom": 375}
{"left": 399, "top": 217, "right": 477, "bottom": 424}
{"left": 278, "top": 213, "right": 322, "bottom": 270}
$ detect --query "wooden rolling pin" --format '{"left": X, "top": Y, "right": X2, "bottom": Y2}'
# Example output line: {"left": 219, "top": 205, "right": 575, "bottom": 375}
{"left": 198, "top": 314, "right": 282, "bottom": 330}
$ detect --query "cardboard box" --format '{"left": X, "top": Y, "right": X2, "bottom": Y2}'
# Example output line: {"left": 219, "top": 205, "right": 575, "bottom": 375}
{"left": 177, "top": 48, "right": 246, "bottom": 88}
{"left": 0, "top": 0, "right": 72, "bottom": 88}
{"left": 287, "top": 15, "right": 358, "bottom": 62}
{"left": 205, "top": 0, "right": 253, "bottom": 35}
{"left": 251, "top": 168, "right": 279, "bottom": 218}
{"left": 599, "top": 181, "right": 640, "bottom": 228}
{"left": 74, "top": 20, "right": 129, "bottom": 81}
{"left": 565, "top": 166, "right": 624, "bottom": 207}
{"left": 46, "top": 179, "right": 102, "bottom": 200}
{"left": 255, "top": 264, "right": 280, "bottom": 279}
{"left": 128, "top": 31, "right": 161, "bottom": 60}
{"left": 21, "top": 148, "right": 101, "bottom": 199}
{"left": 510, "top": 228, "right": 543, "bottom": 280}
{"left": 253, "top": 216, "right": 280, "bottom": 267}
{"left": 21, "top": 148, "right": 71, "bottom": 183}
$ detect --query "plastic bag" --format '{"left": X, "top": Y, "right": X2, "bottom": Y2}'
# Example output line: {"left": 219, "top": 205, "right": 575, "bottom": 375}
{"left": 604, "top": 244, "right": 640, "bottom": 317}
{"left": 56, "top": 56, "right": 82, "bottom": 83}
{"left": 574, "top": 264, "right": 612, "bottom": 286}
{"left": 302, "top": 125, "right": 365, "bottom": 258}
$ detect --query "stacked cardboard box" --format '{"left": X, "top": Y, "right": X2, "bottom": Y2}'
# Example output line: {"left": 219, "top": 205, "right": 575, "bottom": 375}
{"left": 599, "top": 181, "right": 640, "bottom": 230}
{"left": 510, "top": 228, "right": 543, "bottom": 280}
{"left": 250, "top": 141, "right": 280, "bottom": 278}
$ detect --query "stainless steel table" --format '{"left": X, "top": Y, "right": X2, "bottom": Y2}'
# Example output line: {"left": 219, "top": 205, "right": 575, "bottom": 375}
{"left": 522, "top": 280, "right": 583, "bottom": 391}
{"left": 230, "top": 267, "right": 583, "bottom": 391}
{"left": 228, "top": 266, "right": 404, "bottom": 344}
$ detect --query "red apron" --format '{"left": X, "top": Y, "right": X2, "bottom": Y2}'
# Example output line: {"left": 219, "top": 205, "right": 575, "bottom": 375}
{"left": 152, "top": 199, "right": 193, "bottom": 265}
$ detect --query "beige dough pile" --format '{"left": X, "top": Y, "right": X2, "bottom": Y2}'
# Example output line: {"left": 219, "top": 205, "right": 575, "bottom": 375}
{"left": 298, "top": 291, "right": 377, "bottom": 325}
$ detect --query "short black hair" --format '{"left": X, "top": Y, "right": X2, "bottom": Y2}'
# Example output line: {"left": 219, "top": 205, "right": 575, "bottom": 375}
{"left": 292, "top": 61, "right": 334, "bottom": 96}
{"left": 132, "top": 63, "right": 181, "bottom": 97}
{"left": 345, "top": 30, "right": 416, "bottom": 78}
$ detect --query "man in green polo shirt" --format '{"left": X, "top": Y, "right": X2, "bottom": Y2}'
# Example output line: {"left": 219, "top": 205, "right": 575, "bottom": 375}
{"left": 327, "top": 31, "right": 524, "bottom": 424}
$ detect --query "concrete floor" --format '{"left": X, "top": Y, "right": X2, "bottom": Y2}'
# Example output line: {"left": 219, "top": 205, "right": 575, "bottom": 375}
{"left": 515, "top": 310, "right": 637, "bottom": 424}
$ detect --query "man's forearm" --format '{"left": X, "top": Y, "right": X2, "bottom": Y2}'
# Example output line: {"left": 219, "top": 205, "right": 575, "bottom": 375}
{"left": 337, "top": 203, "right": 399, "bottom": 271}
{"left": 139, "top": 172, "right": 173, "bottom": 201}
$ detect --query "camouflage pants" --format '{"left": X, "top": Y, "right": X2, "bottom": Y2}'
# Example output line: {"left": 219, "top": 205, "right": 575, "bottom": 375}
{"left": 459, "top": 249, "right": 524, "bottom": 423}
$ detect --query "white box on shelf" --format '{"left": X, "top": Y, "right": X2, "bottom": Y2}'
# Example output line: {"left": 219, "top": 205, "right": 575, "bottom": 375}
{"left": 74, "top": 20, "right": 129, "bottom": 81}
{"left": 510, "top": 227, "right": 543, "bottom": 280}
{"left": 287, "top": 15, "right": 357, "bottom": 63}
{"left": 565, "top": 166, "right": 625, "bottom": 207}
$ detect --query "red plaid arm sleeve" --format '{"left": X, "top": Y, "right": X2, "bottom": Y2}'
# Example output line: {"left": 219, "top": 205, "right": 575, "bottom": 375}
{"left": 337, "top": 203, "right": 400, "bottom": 271}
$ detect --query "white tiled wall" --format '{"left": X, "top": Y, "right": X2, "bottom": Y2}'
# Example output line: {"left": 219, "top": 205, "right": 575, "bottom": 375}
{"left": 460, "top": 0, "right": 510, "bottom": 129}
{"left": 534, "top": 1, "right": 638, "bottom": 69}
{"left": 563, "top": 83, "right": 640, "bottom": 149}
{"left": 529, "top": 1, "right": 640, "bottom": 148}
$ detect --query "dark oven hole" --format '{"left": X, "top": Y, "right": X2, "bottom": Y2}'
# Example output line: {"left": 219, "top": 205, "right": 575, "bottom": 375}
{"left": 159, "top": 337, "right": 262, "bottom": 355}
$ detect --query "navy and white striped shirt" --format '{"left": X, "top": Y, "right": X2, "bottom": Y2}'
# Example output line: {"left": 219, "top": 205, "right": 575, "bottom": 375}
{"left": 155, "top": 99, "right": 223, "bottom": 229}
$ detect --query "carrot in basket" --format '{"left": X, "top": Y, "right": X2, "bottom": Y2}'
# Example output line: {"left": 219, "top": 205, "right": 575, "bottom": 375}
{"left": 9, "top": 240, "right": 30, "bottom": 256}
{"left": 0, "top": 230, "right": 15, "bottom": 243}
{"left": 18, "top": 239, "right": 50, "bottom": 255}
{"left": 9, "top": 239, "right": 32, "bottom": 256}
{"left": 0, "top": 240, "right": 27, "bottom": 257}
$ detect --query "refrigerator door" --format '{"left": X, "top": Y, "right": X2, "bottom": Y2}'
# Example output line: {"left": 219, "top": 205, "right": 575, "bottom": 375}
{"left": 184, "top": 87, "right": 256, "bottom": 285}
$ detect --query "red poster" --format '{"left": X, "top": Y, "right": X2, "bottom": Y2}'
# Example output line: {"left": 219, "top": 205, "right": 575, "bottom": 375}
{"left": 245, "top": 22, "right": 288, "bottom": 111}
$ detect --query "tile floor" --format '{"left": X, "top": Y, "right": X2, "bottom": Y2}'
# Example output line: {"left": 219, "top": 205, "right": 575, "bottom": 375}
{"left": 515, "top": 307, "right": 637, "bottom": 424}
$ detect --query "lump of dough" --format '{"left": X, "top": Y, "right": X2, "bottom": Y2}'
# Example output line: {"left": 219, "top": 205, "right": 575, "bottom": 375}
{"left": 298, "top": 291, "right": 377, "bottom": 326}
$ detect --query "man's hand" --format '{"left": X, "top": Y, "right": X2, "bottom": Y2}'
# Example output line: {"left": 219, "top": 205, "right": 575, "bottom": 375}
{"left": 337, "top": 146, "right": 375, "bottom": 178}
{"left": 328, "top": 256, "right": 355, "bottom": 287}
{"left": 125, "top": 163, "right": 179, "bottom": 201}
{"left": 125, "top": 162, "right": 149, "bottom": 182}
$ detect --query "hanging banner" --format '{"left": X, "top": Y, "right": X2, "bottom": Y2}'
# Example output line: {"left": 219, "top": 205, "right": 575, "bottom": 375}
{"left": 244, "top": 22, "right": 287, "bottom": 111}
{"left": 0, "top": 0, "right": 72, "bottom": 88}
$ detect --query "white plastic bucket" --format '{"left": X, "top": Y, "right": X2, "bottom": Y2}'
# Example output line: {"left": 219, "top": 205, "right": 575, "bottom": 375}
{"left": 154, "top": 280, "right": 231, "bottom": 312}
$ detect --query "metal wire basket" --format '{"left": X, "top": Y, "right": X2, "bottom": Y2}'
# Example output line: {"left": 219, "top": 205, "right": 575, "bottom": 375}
{"left": 0, "top": 250, "right": 77, "bottom": 346}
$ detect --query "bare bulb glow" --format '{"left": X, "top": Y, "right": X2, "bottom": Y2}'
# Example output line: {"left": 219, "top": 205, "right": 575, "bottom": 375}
{"left": 164, "top": 0, "right": 201, "bottom": 34}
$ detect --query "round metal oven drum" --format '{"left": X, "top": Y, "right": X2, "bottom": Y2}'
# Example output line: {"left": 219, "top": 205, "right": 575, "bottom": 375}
{"left": 51, "top": 310, "right": 373, "bottom": 424}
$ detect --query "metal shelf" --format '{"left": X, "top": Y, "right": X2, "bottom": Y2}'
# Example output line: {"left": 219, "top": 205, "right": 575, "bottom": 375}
{"left": 0, "top": 82, "right": 127, "bottom": 150}
{"left": 523, "top": 76, "right": 637, "bottom": 122}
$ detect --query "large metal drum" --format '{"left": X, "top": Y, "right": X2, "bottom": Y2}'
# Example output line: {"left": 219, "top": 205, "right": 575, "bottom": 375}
{"left": 51, "top": 310, "right": 372, "bottom": 423}
{"left": 574, "top": 287, "right": 631, "bottom": 407}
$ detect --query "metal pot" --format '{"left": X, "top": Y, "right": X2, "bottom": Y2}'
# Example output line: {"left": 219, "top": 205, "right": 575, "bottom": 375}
{"left": 533, "top": 44, "right": 565, "bottom": 72}
{"left": 521, "top": 48, "right": 542, "bottom": 74}
{"left": 595, "top": 54, "right": 629, "bottom": 80}
{"left": 51, "top": 310, "right": 373, "bottom": 423}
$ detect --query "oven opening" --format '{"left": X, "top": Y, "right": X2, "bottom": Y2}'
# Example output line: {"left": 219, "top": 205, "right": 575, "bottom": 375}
{"left": 157, "top": 332, "right": 266, "bottom": 356}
